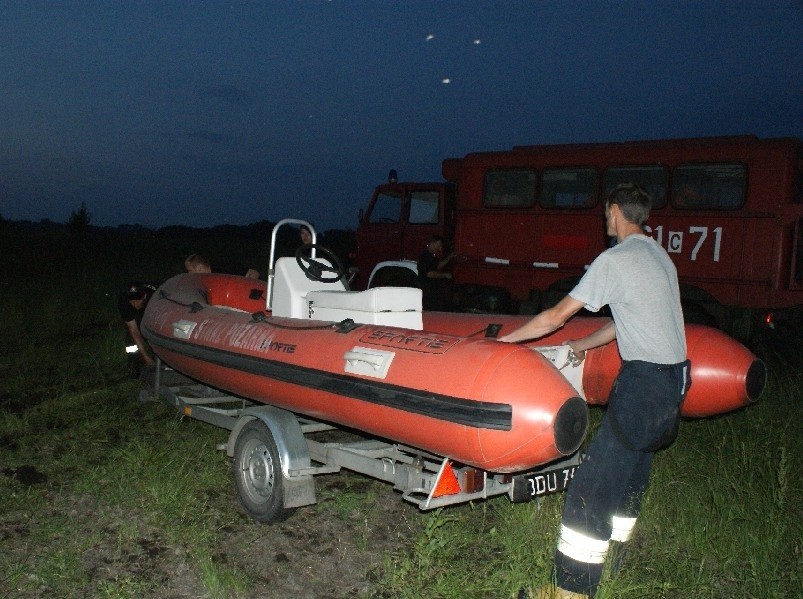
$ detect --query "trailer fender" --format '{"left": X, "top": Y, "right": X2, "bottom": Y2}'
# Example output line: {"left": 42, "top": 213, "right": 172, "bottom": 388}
{"left": 227, "top": 405, "right": 316, "bottom": 509}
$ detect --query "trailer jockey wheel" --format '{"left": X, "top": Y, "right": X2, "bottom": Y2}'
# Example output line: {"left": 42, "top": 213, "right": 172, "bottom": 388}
{"left": 295, "top": 244, "right": 345, "bottom": 283}
{"left": 232, "top": 420, "right": 293, "bottom": 523}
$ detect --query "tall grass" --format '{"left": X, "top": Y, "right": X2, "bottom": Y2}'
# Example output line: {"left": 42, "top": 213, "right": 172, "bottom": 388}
{"left": 377, "top": 365, "right": 802, "bottom": 599}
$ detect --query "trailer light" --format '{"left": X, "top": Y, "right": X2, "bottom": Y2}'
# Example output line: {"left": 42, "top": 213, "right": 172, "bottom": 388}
{"left": 432, "top": 460, "right": 462, "bottom": 497}
{"left": 462, "top": 467, "right": 485, "bottom": 493}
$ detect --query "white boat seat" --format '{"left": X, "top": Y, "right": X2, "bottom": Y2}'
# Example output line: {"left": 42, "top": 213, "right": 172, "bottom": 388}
{"left": 306, "top": 287, "right": 423, "bottom": 330}
{"left": 272, "top": 257, "right": 347, "bottom": 319}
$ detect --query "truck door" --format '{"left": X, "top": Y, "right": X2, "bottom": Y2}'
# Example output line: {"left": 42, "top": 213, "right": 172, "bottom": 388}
{"left": 355, "top": 186, "right": 406, "bottom": 289}
{"left": 403, "top": 189, "right": 449, "bottom": 260}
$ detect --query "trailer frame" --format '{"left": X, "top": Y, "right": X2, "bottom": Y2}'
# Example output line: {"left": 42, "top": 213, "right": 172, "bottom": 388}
{"left": 143, "top": 359, "right": 582, "bottom": 523}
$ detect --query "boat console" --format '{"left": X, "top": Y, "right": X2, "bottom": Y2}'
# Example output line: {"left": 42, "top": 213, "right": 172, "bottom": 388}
{"left": 272, "top": 255, "right": 423, "bottom": 329}
{"left": 268, "top": 219, "right": 423, "bottom": 329}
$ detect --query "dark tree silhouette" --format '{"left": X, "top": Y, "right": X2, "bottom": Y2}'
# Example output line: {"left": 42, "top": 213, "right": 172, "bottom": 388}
{"left": 68, "top": 202, "right": 92, "bottom": 236}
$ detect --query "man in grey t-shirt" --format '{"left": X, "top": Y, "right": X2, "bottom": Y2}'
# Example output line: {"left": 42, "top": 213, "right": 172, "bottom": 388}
{"left": 501, "top": 184, "right": 690, "bottom": 599}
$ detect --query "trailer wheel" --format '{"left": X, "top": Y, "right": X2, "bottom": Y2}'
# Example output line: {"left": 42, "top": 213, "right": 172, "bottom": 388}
{"left": 232, "top": 420, "right": 292, "bottom": 523}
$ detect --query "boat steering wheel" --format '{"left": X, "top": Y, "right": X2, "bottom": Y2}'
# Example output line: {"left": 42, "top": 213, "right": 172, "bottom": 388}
{"left": 295, "top": 244, "right": 346, "bottom": 283}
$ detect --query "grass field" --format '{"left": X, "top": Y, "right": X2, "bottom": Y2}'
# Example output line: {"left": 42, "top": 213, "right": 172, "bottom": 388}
{"left": 1, "top": 226, "right": 801, "bottom": 598}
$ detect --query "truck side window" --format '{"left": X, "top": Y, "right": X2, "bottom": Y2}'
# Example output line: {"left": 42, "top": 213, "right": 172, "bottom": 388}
{"left": 369, "top": 192, "right": 402, "bottom": 223}
{"left": 540, "top": 168, "right": 598, "bottom": 208}
{"left": 672, "top": 164, "right": 746, "bottom": 209}
{"left": 409, "top": 192, "right": 440, "bottom": 224}
{"left": 603, "top": 166, "right": 668, "bottom": 209}
{"left": 483, "top": 170, "right": 536, "bottom": 208}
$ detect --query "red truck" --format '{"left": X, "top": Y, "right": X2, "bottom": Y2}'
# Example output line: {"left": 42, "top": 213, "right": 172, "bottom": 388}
{"left": 355, "top": 135, "right": 803, "bottom": 339}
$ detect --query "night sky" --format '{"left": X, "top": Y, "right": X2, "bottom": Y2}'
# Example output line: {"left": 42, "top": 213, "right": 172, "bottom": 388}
{"left": 1, "top": 1, "right": 801, "bottom": 231}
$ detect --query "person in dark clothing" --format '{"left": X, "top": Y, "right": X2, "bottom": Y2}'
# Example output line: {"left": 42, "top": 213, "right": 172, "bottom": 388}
{"left": 118, "top": 282, "right": 156, "bottom": 379}
{"left": 417, "top": 235, "right": 456, "bottom": 311}
{"left": 501, "top": 184, "right": 689, "bottom": 598}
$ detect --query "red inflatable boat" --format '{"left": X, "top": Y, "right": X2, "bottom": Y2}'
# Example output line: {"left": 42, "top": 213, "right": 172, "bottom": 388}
{"left": 142, "top": 254, "right": 764, "bottom": 473}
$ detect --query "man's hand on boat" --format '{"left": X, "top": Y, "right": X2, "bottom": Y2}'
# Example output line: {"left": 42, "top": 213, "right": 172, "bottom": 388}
{"left": 562, "top": 340, "right": 586, "bottom": 366}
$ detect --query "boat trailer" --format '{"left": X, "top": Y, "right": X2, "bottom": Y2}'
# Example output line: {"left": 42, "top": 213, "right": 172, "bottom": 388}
{"left": 141, "top": 359, "right": 582, "bottom": 523}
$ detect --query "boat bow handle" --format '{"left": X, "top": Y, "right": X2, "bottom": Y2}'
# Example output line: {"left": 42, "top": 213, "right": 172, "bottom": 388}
{"left": 344, "top": 351, "right": 384, "bottom": 370}
{"left": 343, "top": 346, "right": 396, "bottom": 379}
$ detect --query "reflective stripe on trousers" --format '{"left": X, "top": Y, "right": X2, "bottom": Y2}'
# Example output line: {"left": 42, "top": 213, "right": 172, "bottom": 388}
{"left": 125, "top": 345, "right": 139, "bottom": 354}
{"left": 557, "top": 516, "right": 638, "bottom": 565}
{"left": 610, "top": 515, "right": 637, "bottom": 542}
{"left": 557, "top": 524, "right": 610, "bottom": 564}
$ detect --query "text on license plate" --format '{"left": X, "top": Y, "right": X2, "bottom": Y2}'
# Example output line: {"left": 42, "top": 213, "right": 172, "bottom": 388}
{"left": 511, "top": 461, "right": 580, "bottom": 502}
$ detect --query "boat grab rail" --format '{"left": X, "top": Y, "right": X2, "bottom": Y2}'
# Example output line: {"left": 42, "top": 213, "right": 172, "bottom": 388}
{"left": 266, "top": 218, "right": 317, "bottom": 311}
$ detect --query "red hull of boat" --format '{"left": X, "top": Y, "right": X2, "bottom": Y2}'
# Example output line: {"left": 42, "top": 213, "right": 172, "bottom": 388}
{"left": 142, "top": 274, "right": 764, "bottom": 474}
{"left": 143, "top": 274, "right": 588, "bottom": 473}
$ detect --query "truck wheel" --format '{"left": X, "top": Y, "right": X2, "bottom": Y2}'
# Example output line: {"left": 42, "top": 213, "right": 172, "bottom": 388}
{"left": 232, "top": 420, "right": 292, "bottom": 523}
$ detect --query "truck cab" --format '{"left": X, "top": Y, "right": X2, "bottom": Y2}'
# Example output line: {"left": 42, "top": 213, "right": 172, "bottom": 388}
{"left": 354, "top": 170, "right": 456, "bottom": 290}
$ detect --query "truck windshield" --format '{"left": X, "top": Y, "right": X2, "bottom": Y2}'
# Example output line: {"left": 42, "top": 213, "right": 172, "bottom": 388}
{"left": 369, "top": 192, "right": 403, "bottom": 223}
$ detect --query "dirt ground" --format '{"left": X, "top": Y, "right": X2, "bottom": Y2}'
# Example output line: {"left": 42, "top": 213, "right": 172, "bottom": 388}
{"left": 1, "top": 370, "right": 427, "bottom": 598}
{"left": 207, "top": 472, "right": 423, "bottom": 599}
{"left": 1, "top": 461, "right": 424, "bottom": 598}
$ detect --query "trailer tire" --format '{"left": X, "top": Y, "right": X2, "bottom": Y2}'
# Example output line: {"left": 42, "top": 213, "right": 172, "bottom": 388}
{"left": 232, "top": 420, "right": 292, "bottom": 523}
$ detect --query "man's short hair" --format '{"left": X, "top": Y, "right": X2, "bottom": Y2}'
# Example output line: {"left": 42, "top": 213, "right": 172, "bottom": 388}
{"left": 606, "top": 183, "right": 652, "bottom": 226}
{"left": 185, "top": 253, "right": 211, "bottom": 271}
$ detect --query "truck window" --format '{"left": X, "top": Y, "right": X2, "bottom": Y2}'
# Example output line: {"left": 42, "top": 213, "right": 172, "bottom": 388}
{"left": 369, "top": 191, "right": 403, "bottom": 223}
{"left": 483, "top": 169, "right": 536, "bottom": 208}
{"left": 602, "top": 166, "right": 668, "bottom": 208}
{"left": 672, "top": 164, "right": 746, "bottom": 209}
{"left": 540, "top": 168, "right": 598, "bottom": 208}
{"left": 409, "top": 191, "right": 440, "bottom": 224}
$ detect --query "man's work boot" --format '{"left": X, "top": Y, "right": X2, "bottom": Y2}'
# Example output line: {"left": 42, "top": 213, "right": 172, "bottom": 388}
{"left": 518, "top": 584, "right": 591, "bottom": 599}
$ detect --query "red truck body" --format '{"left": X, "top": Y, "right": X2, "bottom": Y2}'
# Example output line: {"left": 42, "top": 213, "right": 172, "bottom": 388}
{"left": 356, "top": 136, "right": 803, "bottom": 337}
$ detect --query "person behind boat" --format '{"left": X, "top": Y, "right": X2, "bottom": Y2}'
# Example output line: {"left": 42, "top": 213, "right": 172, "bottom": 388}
{"left": 299, "top": 224, "right": 313, "bottom": 247}
{"left": 184, "top": 253, "right": 260, "bottom": 279}
{"left": 294, "top": 224, "right": 317, "bottom": 262}
{"left": 417, "top": 235, "right": 456, "bottom": 311}
{"left": 499, "top": 183, "right": 690, "bottom": 599}
{"left": 118, "top": 282, "right": 157, "bottom": 379}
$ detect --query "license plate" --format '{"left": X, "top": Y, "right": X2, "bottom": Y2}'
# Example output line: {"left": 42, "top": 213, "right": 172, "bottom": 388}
{"left": 510, "top": 454, "right": 583, "bottom": 502}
